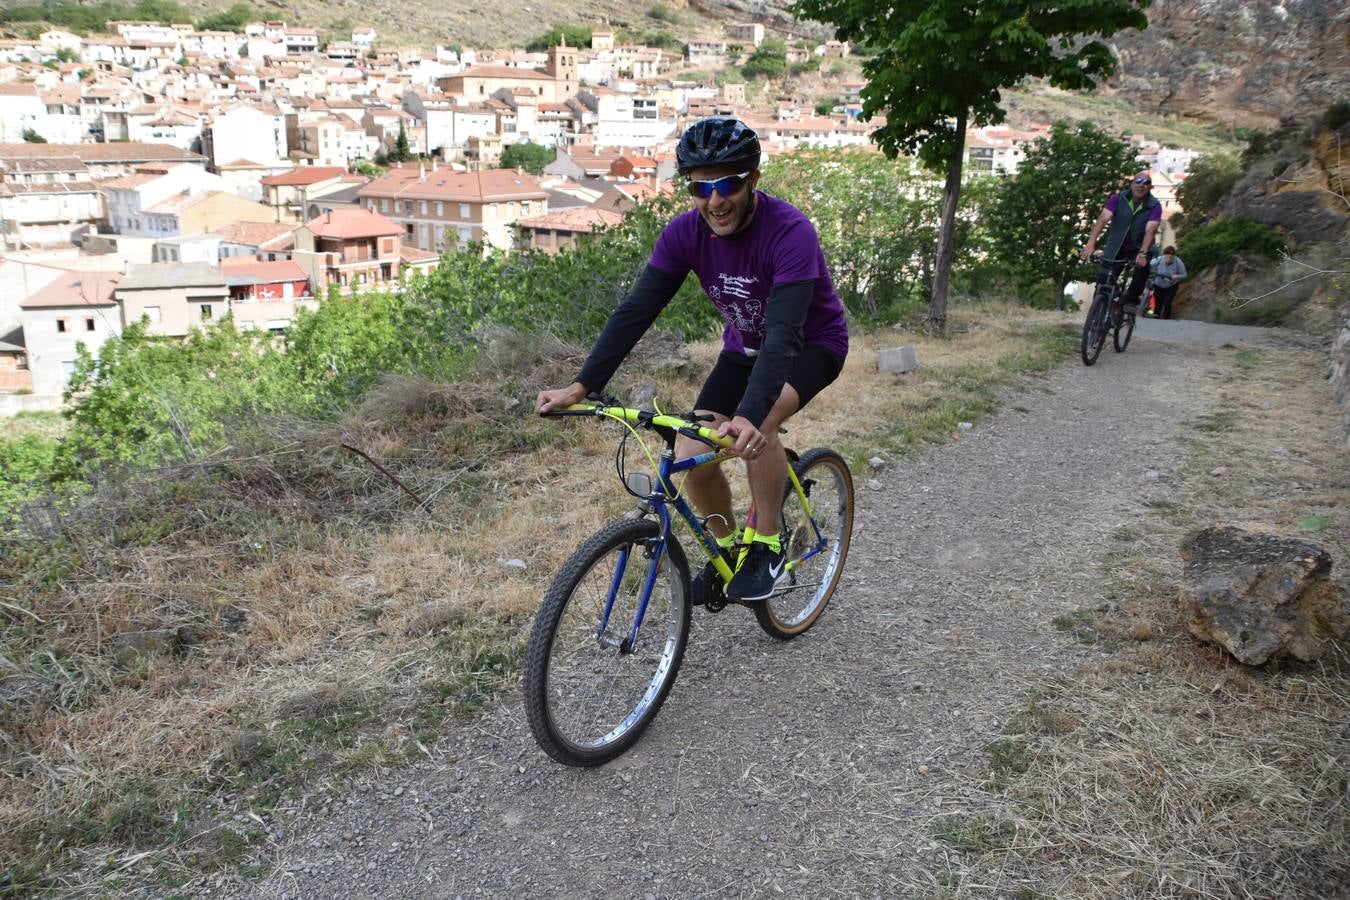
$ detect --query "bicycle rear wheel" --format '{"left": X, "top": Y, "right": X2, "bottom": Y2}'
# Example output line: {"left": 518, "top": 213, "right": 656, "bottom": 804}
{"left": 1080, "top": 289, "right": 1109, "bottom": 366}
{"left": 753, "top": 448, "right": 854, "bottom": 639}
{"left": 522, "top": 517, "right": 691, "bottom": 766}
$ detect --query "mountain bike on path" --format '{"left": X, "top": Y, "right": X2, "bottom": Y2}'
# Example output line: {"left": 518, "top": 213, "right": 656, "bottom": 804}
{"left": 522, "top": 400, "right": 854, "bottom": 767}
{"left": 1081, "top": 252, "right": 1141, "bottom": 366}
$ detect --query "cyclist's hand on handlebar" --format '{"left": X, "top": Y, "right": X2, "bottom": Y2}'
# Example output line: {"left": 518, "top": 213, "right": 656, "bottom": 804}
{"left": 717, "top": 415, "right": 767, "bottom": 459}
{"left": 536, "top": 381, "right": 588, "bottom": 415}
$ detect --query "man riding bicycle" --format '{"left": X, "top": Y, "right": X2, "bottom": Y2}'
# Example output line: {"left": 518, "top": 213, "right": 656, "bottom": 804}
{"left": 1080, "top": 171, "right": 1163, "bottom": 315}
{"left": 536, "top": 116, "right": 849, "bottom": 602}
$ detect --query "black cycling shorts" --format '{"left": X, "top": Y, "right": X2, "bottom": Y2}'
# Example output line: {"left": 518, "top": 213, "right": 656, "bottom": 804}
{"left": 694, "top": 344, "right": 846, "bottom": 420}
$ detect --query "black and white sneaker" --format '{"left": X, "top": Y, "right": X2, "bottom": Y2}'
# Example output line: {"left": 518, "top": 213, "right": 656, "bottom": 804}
{"left": 727, "top": 541, "right": 786, "bottom": 602}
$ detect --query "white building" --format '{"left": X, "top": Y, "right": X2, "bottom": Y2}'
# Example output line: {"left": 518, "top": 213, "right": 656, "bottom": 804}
{"left": 203, "top": 104, "right": 288, "bottom": 168}
{"left": 101, "top": 164, "right": 233, "bottom": 235}
{"left": 576, "top": 89, "right": 673, "bottom": 152}
{"left": 0, "top": 83, "right": 46, "bottom": 142}
{"left": 18, "top": 269, "right": 122, "bottom": 396}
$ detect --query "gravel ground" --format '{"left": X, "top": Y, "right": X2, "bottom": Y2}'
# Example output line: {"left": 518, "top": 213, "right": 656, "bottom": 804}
{"left": 214, "top": 333, "right": 1294, "bottom": 899}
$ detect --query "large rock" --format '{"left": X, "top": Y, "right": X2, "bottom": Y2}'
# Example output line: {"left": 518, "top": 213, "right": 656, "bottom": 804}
{"left": 1179, "top": 526, "right": 1349, "bottom": 665}
{"left": 878, "top": 346, "right": 920, "bottom": 374}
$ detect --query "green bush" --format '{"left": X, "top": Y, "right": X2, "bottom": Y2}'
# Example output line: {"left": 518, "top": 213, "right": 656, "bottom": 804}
{"left": 525, "top": 25, "right": 591, "bottom": 52}
{"left": 0, "top": 433, "right": 59, "bottom": 507}
{"left": 1321, "top": 101, "right": 1350, "bottom": 132}
{"left": 1176, "top": 152, "right": 1241, "bottom": 219}
{"left": 1177, "top": 216, "right": 1286, "bottom": 273}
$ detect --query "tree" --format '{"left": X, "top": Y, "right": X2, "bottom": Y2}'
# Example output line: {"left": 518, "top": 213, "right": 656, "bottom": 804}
{"left": 525, "top": 25, "right": 592, "bottom": 52}
{"left": 499, "top": 141, "right": 554, "bottom": 175}
{"left": 22, "top": 128, "right": 46, "bottom": 143}
{"left": 1175, "top": 151, "right": 1241, "bottom": 226}
{"left": 741, "top": 40, "right": 787, "bottom": 79}
{"left": 195, "top": 2, "right": 253, "bottom": 32}
{"left": 789, "top": 0, "right": 1150, "bottom": 335}
{"left": 986, "top": 120, "right": 1138, "bottom": 307}
{"left": 391, "top": 120, "right": 411, "bottom": 162}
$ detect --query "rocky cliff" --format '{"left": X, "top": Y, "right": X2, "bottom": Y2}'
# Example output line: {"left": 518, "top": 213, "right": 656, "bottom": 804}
{"left": 1107, "top": 0, "right": 1350, "bottom": 128}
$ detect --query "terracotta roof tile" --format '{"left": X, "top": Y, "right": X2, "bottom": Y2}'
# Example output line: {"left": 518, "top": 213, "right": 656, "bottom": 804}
{"left": 359, "top": 165, "right": 547, "bottom": 202}
{"left": 302, "top": 207, "right": 401, "bottom": 239}
{"left": 260, "top": 166, "right": 348, "bottom": 186}
{"left": 20, "top": 270, "right": 121, "bottom": 309}
{"left": 518, "top": 205, "right": 623, "bottom": 234}
{"left": 212, "top": 221, "right": 297, "bottom": 247}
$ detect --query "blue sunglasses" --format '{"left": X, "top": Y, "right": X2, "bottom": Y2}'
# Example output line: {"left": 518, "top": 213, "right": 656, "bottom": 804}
{"left": 686, "top": 171, "right": 752, "bottom": 199}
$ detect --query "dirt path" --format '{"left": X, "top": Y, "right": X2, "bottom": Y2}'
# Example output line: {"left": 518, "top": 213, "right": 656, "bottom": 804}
{"left": 221, "top": 328, "right": 1318, "bottom": 899}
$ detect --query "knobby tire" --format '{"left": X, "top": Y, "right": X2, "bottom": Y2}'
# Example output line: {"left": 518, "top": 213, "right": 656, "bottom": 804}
{"left": 522, "top": 517, "right": 691, "bottom": 766}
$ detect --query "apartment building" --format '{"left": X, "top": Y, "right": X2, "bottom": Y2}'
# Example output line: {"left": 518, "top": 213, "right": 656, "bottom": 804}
{"left": 358, "top": 163, "right": 548, "bottom": 253}
{"left": 101, "top": 163, "right": 234, "bottom": 234}
{"left": 575, "top": 89, "right": 673, "bottom": 152}
{"left": 515, "top": 205, "right": 622, "bottom": 254}
{"left": 0, "top": 156, "right": 103, "bottom": 248}
{"left": 202, "top": 104, "right": 288, "bottom": 169}
{"left": 259, "top": 166, "right": 352, "bottom": 222}
{"left": 18, "top": 269, "right": 122, "bottom": 395}
{"left": 115, "top": 262, "right": 230, "bottom": 337}
{"left": 292, "top": 207, "right": 402, "bottom": 293}
{"left": 0, "top": 83, "right": 48, "bottom": 141}
{"left": 0, "top": 141, "right": 206, "bottom": 179}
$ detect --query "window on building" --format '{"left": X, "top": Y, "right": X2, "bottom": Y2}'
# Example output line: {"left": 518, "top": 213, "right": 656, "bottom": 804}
{"left": 56, "top": 318, "right": 69, "bottom": 333}
{"left": 404, "top": 223, "right": 414, "bottom": 240}
{"left": 419, "top": 200, "right": 428, "bottom": 215}
{"left": 62, "top": 360, "right": 76, "bottom": 377}
{"left": 458, "top": 226, "right": 471, "bottom": 242}
{"left": 144, "top": 306, "right": 161, "bottom": 323}
{"left": 84, "top": 317, "right": 95, "bottom": 331}
{"left": 435, "top": 201, "right": 443, "bottom": 216}
{"left": 15, "top": 353, "right": 26, "bottom": 370}
{"left": 403, "top": 200, "right": 413, "bottom": 215}
{"left": 200, "top": 304, "right": 213, "bottom": 320}
{"left": 379, "top": 198, "right": 389, "bottom": 212}
{"left": 458, "top": 203, "right": 469, "bottom": 218}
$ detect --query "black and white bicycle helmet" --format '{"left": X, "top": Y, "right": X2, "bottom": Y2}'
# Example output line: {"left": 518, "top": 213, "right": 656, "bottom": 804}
{"left": 675, "top": 117, "right": 761, "bottom": 175}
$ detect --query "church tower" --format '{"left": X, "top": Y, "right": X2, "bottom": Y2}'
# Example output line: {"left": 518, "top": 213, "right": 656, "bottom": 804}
{"left": 546, "top": 38, "right": 578, "bottom": 100}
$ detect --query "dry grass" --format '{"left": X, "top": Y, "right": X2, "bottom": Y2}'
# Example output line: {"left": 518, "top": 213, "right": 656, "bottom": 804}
{"left": 0, "top": 304, "right": 1075, "bottom": 893}
{"left": 934, "top": 345, "right": 1350, "bottom": 898}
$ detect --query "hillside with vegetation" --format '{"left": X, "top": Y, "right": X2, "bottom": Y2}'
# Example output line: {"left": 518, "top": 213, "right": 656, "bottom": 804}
{"left": 1169, "top": 102, "right": 1350, "bottom": 326}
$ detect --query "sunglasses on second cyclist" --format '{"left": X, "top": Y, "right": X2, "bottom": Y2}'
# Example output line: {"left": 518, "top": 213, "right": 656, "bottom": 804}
{"left": 1132, "top": 177, "right": 1152, "bottom": 185}
{"left": 686, "top": 171, "right": 753, "bottom": 199}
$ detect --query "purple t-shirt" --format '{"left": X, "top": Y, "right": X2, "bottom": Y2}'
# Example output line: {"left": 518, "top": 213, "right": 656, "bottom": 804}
{"left": 648, "top": 191, "right": 849, "bottom": 358}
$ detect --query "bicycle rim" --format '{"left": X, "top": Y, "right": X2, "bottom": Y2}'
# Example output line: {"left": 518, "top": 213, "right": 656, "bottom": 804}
{"left": 522, "top": 518, "right": 690, "bottom": 766}
{"left": 754, "top": 448, "right": 853, "bottom": 639}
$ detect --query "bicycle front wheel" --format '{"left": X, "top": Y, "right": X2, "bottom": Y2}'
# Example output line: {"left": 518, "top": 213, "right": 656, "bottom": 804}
{"left": 1081, "top": 289, "right": 1109, "bottom": 366}
{"left": 522, "top": 517, "right": 691, "bottom": 766}
{"left": 1113, "top": 307, "right": 1135, "bottom": 352}
{"left": 754, "top": 448, "right": 854, "bottom": 640}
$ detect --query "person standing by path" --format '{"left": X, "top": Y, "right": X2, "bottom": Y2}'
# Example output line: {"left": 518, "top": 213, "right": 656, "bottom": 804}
{"left": 1149, "top": 246, "right": 1187, "bottom": 319}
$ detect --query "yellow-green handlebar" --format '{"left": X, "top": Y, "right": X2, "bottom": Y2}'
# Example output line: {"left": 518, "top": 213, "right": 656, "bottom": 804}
{"left": 557, "top": 403, "right": 733, "bottom": 450}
